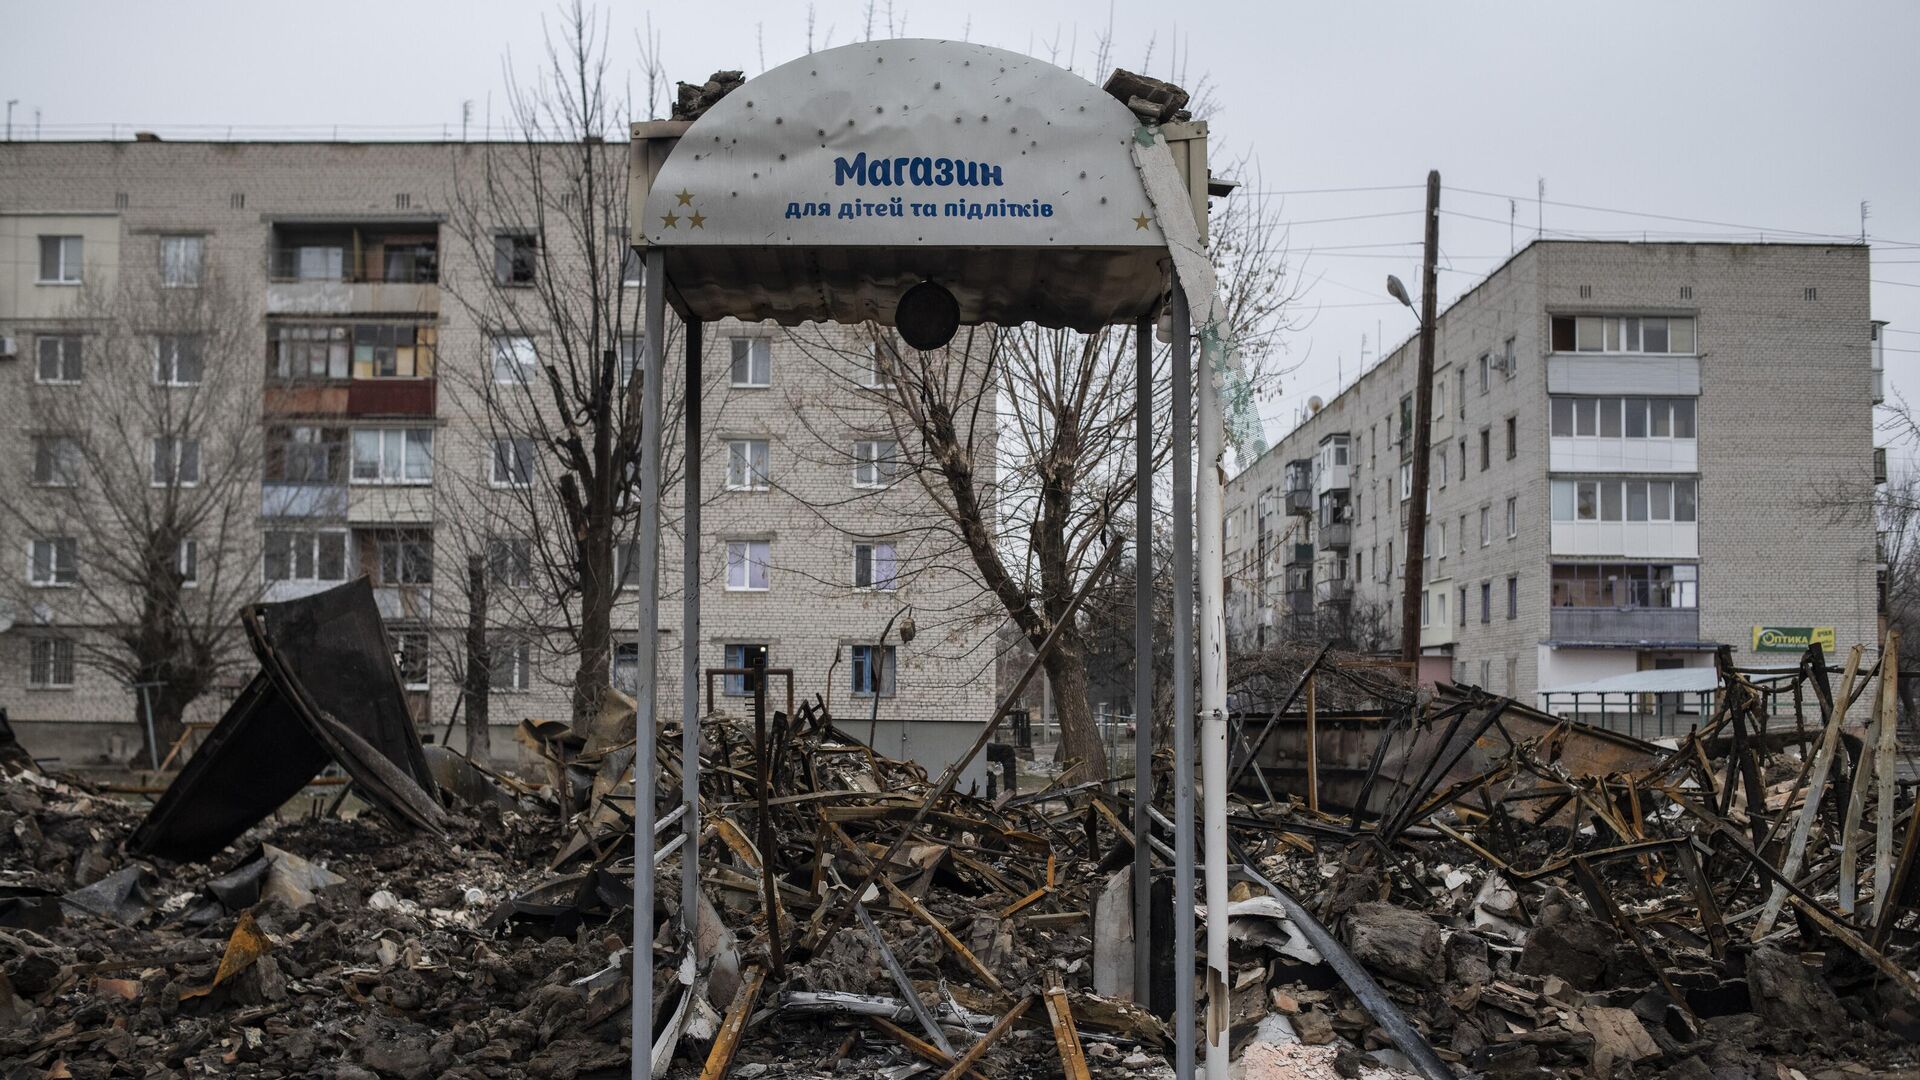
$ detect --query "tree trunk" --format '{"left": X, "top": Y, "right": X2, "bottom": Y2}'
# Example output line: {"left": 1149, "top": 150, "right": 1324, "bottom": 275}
{"left": 141, "top": 682, "right": 190, "bottom": 769}
{"left": 1043, "top": 627, "right": 1108, "bottom": 783}
{"left": 464, "top": 554, "right": 492, "bottom": 764}
{"left": 573, "top": 521, "right": 614, "bottom": 728}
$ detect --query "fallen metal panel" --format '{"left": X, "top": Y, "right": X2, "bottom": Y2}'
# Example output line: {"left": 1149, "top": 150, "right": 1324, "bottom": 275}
{"left": 131, "top": 578, "right": 444, "bottom": 861}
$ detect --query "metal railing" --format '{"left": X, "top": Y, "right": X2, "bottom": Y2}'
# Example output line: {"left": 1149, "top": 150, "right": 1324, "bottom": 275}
{"left": 267, "top": 248, "right": 439, "bottom": 284}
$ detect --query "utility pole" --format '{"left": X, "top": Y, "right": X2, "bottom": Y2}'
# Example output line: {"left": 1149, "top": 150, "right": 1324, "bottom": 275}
{"left": 1398, "top": 170, "right": 1440, "bottom": 668}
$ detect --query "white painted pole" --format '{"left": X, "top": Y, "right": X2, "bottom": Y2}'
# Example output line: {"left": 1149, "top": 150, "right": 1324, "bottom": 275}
{"left": 1169, "top": 284, "right": 1196, "bottom": 1080}
{"left": 634, "top": 249, "right": 666, "bottom": 1079}
{"left": 1196, "top": 330, "right": 1230, "bottom": 1080}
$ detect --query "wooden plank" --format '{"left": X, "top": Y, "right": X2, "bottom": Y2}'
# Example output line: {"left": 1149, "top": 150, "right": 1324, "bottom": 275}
{"left": 1752, "top": 644, "right": 1863, "bottom": 939}
{"left": 868, "top": 1018, "right": 987, "bottom": 1080}
{"left": 825, "top": 822, "right": 1005, "bottom": 994}
{"left": 699, "top": 964, "right": 767, "bottom": 1080}
{"left": 936, "top": 995, "right": 1033, "bottom": 1080}
{"left": 1874, "top": 631, "right": 1902, "bottom": 923}
{"left": 1042, "top": 971, "right": 1092, "bottom": 1080}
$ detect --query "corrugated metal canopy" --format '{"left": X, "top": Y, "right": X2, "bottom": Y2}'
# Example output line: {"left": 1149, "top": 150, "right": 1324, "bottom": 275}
{"left": 633, "top": 39, "right": 1171, "bottom": 330}
{"left": 1538, "top": 668, "right": 1721, "bottom": 696}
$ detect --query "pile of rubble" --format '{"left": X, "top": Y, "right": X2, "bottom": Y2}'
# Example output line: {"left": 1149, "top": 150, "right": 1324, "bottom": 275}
{"left": 6, "top": 577, "right": 1920, "bottom": 1080}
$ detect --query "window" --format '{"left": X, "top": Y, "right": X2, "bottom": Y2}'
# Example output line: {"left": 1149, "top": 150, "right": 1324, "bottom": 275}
{"left": 153, "top": 335, "right": 204, "bottom": 386}
{"left": 490, "top": 437, "right": 535, "bottom": 487}
{"left": 1552, "top": 563, "right": 1699, "bottom": 608}
{"left": 36, "top": 335, "right": 82, "bottom": 383}
{"left": 29, "top": 638, "right": 75, "bottom": 688}
{"left": 723, "top": 642, "right": 768, "bottom": 696}
{"left": 855, "top": 541, "right": 898, "bottom": 590}
{"left": 1552, "top": 397, "right": 1697, "bottom": 441}
{"left": 730, "top": 338, "right": 771, "bottom": 387}
{"left": 351, "top": 428, "right": 433, "bottom": 484}
{"left": 1437, "top": 521, "right": 1447, "bottom": 560}
{"left": 177, "top": 538, "right": 199, "bottom": 586}
{"left": 1420, "top": 591, "right": 1431, "bottom": 628}
{"left": 1478, "top": 353, "right": 1491, "bottom": 394}
{"left": 1480, "top": 582, "right": 1491, "bottom": 624}
{"left": 1398, "top": 461, "right": 1412, "bottom": 501}
{"left": 1502, "top": 336, "right": 1516, "bottom": 380}
{"left": 160, "top": 235, "right": 204, "bottom": 287}
{"left": 393, "top": 631, "right": 430, "bottom": 690}
{"left": 1458, "top": 438, "right": 1467, "bottom": 481}
{"left": 1506, "top": 497, "right": 1517, "bottom": 539}
{"left": 1550, "top": 479, "right": 1698, "bottom": 522}
{"left": 1458, "top": 586, "right": 1467, "bottom": 627}
{"left": 488, "top": 537, "right": 533, "bottom": 588}
{"left": 1481, "top": 659, "right": 1493, "bottom": 686}
{"left": 1506, "top": 576, "right": 1519, "bottom": 619}
{"left": 263, "top": 530, "right": 347, "bottom": 583}
{"left": 151, "top": 436, "right": 202, "bottom": 486}
{"left": 1437, "top": 448, "right": 1448, "bottom": 488}
{"left": 352, "top": 324, "right": 436, "bottom": 379}
{"left": 726, "top": 540, "right": 770, "bottom": 591}
{"left": 494, "top": 233, "right": 538, "bottom": 286}
{"left": 1505, "top": 416, "right": 1517, "bottom": 460}
{"left": 31, "top": 436, "right": 80, "bottom": 487}
{"left": 1479, "top": 507, "right": 1490, "bottom": 547}
{"left": 377, "top": 536, "right": 433, "bottom": 585}
{"left": 491, "top": 635, "right": 532, "bottom": 691}
{"left": 1550, "top": 315, "right": 1696, "bottom": 355}
{"left": 30, "top": 537, "right": 77, "bottom": 586}
{"left": 266, "top": 426, "right": 346, "bottom": 483}
{"left": 1434, "top": 590, "right": 1448, "bottom": 628}
{"left": 270, "top": 324, "right": 350, "bottom": 380}
{"left": 859, "top": 342, "right": 896, "bottom": 389}
{"left": 854, "top": 439, "right": 901, "bottom": 488}
{"left": 851, "top": 644, "right": 897, "bottom": 697}
{"left": 1458, "top": 514, "right": 1466, "bottom": 555}
{"left": 38, "top": 236, "right": 82, "bottom": 283}
{"left": 294, "top": 245, "right": 344, "bottom": 281}
{"left": 725, "top": 439, "right": 771, "bottom": 491}
{"left": 612, "top": 542, "right": 645, "bottom": 591}
{"left": 492, "top": 336, "right": 537, "bottom": 384}
{"left": 1456, "top": 368, "right": 1467, "bottom": 419}
{"left": 1479, "top": 429, "right": 1491, "bottom": 471}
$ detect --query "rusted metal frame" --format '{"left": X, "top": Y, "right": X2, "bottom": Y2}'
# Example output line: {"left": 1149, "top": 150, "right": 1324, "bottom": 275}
{"left": 855, "top": 900, "right": 955, "bottom": 1056}
{"left": 868, "top": 1017, "right": 989, "bottom": 1080}
{"left": 1346, "top": 702, "right": 1420, "bottom": 828}
{"left": 699, "top": 964, "right": 769, "bottom": 1080}
{"left": 1751, "top": 644, "right": 1864, "bottom": 938}
{"left": 745, "top": 655, "right": 784, "bottom": 977}
{"left": 1500, "top": 837, "right": 1680, "bottom": 884}
{"left": 1227, "top": 713, "right": 1280, "bottom": 806}
{"left": 1569, "top": 856, "right": 1697, "bottom": 1023}
{"left": 1227, "top": 642, "right": 1335, "bottom": 789}
{"left": 1428, "top": 820, "right": 1513, "bottom": 874}
{"left": 824, "top": 821, "right": 1006, "bottom": 994}
{"left": 1397, "top": 761, "right": 1517, "bottom": 834}
{"left": 1305, "top": 667, "right": 1320, "bottom": 814}
{"left": 936, "top": 995, "right": 1034, "bottom": 1080}
{"left": 998, "top": 853, "right": 1058, "bottom": 919}
{"left": 1379, "top": 699, "right": 1504, "bottom": 842}
{"left": 1675, "top": 792, "right": 1920, "bottom": 1004}
{"left": 1042, "top": 971, "right": 1093, "bottom": 1080}
{"left": 803, "top": 538, "right": 1122, "bottom": 959}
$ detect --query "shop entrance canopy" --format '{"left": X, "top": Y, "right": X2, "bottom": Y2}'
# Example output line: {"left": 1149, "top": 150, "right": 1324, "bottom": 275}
{"left": 629, "top": 39, "right": 1213, "bottom": 331}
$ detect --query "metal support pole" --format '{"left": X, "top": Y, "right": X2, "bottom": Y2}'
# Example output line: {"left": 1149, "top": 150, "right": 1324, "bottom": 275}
{"left": 681, "top": 320, "right": 703, "bottom": 936}
{"left": 1170, "top": 281, "right": 1196, "bottom": 1080}
{"left": 634, "top": 248, "right": 666, "bottom": 1079}
{"left": 1132, "top": 315, "right": 1155, "bottom": 1004}
{"left": 1196, "top": 293, "right": 1230, "bottom": 1080}
{"left": 751, "top": 652, "right": 783, "bottom": 976}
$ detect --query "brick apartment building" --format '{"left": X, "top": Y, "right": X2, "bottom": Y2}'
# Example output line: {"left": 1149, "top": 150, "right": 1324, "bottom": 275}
{"left": 1226, "top": 241, "right": 1887, "bottom": 728}
{"left": 0, "top": 139, "right": 997, "bottom": 768}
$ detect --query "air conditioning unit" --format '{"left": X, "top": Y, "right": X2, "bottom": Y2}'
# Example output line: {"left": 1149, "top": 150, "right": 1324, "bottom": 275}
{"left": 0, "top": 336, "right": 16, "bottom": 360}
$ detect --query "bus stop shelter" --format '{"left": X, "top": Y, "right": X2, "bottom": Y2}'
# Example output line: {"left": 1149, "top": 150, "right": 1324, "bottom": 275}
{"left": 625, "top": 38, "right": 1232, "bottom": 1079}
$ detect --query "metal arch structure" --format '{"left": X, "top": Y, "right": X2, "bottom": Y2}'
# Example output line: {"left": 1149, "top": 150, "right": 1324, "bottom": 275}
{"left": 625, "top": 38, "right": 1232, "bottom": 1080}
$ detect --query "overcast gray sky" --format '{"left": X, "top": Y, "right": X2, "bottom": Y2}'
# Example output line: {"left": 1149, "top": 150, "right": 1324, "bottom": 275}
{"left": 6, "top": 0, "right": 1915, "bottom": 466}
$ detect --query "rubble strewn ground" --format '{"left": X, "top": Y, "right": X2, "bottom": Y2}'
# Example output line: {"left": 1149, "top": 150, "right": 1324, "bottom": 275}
{"left": 6, "top": 640, "right": 1920, "bottom": 1080}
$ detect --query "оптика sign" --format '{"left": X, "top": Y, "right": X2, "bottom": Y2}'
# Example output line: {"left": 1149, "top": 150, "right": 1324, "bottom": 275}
{"left": 1751, "top": 626, "right": 1837, "bottom": 653}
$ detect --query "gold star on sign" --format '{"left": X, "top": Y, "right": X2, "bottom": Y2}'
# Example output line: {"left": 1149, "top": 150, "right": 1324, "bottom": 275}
{"left": 661, "top": 212, "right": 680, "bottom": 228}
{"left": 675, "top": 189, "right": 695, "bottom": 206}
{"left": 1133, "top": 213, "right": 1152, "bottom": 230}
{"left": 689, "top": 211, "right": 707, "bottom": 229}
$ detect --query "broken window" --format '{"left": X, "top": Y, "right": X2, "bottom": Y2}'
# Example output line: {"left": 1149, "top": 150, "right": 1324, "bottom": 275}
{"left": 723, "top": 642, "right": 768, "bottom": 696}
{"left": 353, "top": 324, "right": 436, "bottom": 379}
{"left": 492, "top": 336, "right": 537, "bottom": 384}
{"left": 851, "top": 644, "right": 897, "bottom": 698}
{"left": 392, "top": 631, "right": 430, "bottom": 690}
{"left": 494, "top": 233, "right": 538, "bottom": 286}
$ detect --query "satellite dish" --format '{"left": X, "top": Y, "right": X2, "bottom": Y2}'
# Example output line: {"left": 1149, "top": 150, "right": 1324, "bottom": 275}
{"left": 1307, "top": 396, "right": 1324, "bottom": 413}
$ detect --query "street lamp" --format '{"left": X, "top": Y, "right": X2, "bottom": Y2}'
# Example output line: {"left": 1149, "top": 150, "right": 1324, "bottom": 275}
{"left": 865, "top": 605, "right": 915, "bottom": 746}
{"left": 1386, "top": 273, "right": 1414, "bottom": 312}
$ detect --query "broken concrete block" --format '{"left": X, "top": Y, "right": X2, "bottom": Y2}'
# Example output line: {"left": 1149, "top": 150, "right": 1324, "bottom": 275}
{"left": 1290, "top": 1007, "right": 1336, "bottom": 1045}
{"left": 1746, "top": 944, "right": 1848, "bottom": 1033}
{"left": 1575, "top": 1004, "right": 1661, "bottom": 1064}
{"left": 1516, "top": 905, "right": 1615, "bottom": 990}
{"left": 1345, "top": 901, "right": 1444, "bottom": 986}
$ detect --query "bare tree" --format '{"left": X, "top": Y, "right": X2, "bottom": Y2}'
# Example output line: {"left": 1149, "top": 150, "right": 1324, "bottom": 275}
{"left": 789, "top": 177, "right": 1297, "bottom": 782}
{"left": 0, "top": 261, "right": 263, "bottom": 754}
{"left": 438, "top": 0, "right": 678, "bottom": 731}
